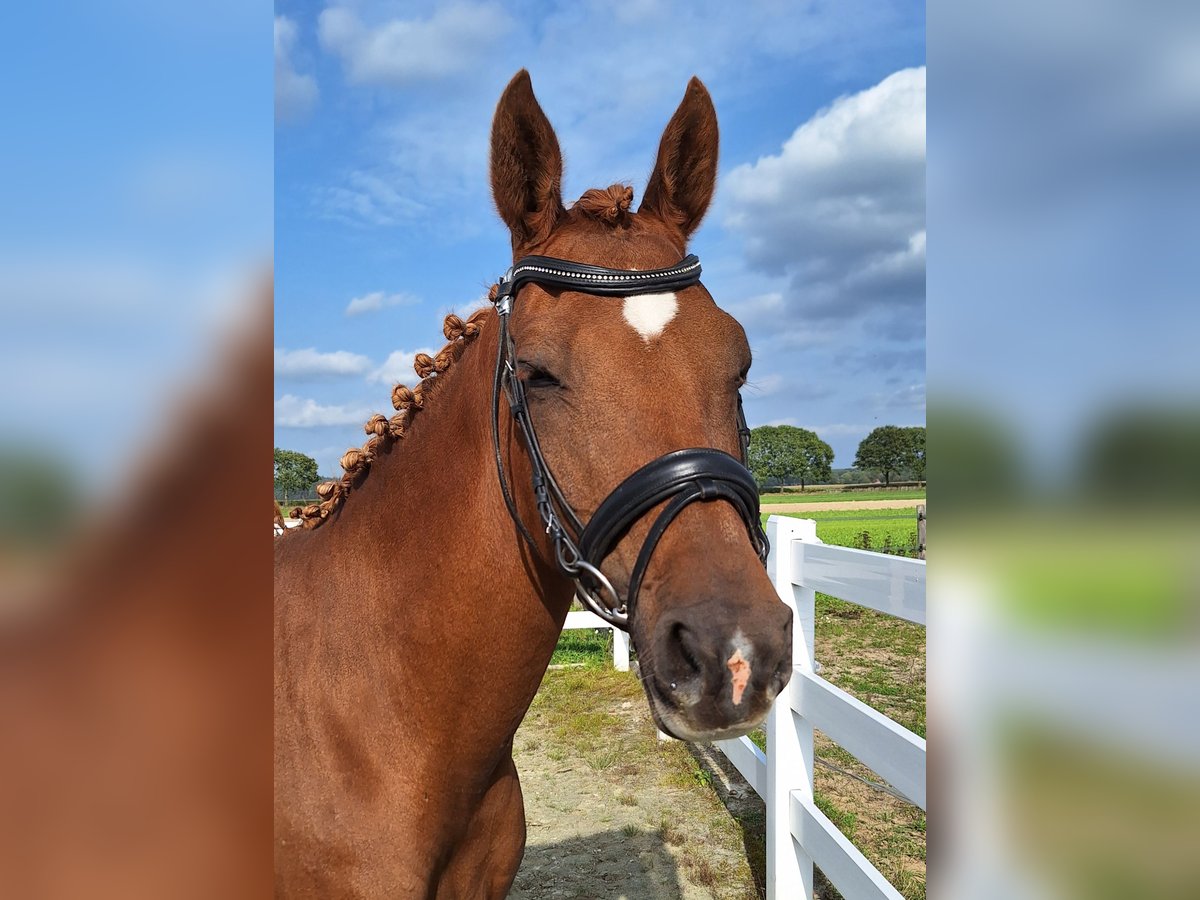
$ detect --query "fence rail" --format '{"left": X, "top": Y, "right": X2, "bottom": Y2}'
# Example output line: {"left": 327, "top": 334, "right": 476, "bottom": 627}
{"left": 714, "top": 515, "right": 927, "bottom": 900}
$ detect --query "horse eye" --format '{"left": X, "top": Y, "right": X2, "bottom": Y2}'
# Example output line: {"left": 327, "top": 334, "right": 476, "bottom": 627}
{"left": 518, "top": 361, "right": 563, "bottom": 389}
{"left": 735, "top": 365, "right": 750, "bottom": 388}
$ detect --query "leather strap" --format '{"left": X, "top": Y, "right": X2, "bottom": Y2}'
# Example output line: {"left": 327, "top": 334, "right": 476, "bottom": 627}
{"left": 583, "top": 451, "right": 767, "bottom": 620}
{"left": 578, "top": 449, "right": 762, "bottom": 567}
{"left": 493, "top": 254, "right": 701, "bottom": 303}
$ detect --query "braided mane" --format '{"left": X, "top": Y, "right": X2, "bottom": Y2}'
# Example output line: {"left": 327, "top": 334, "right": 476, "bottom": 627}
{"left": 289, "top": 306, "right": 492, "bottom": 530}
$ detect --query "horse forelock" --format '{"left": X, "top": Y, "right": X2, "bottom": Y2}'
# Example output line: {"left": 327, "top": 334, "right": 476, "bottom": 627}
{"left": 573, "top": 183, "right": 634, "bottom": 227}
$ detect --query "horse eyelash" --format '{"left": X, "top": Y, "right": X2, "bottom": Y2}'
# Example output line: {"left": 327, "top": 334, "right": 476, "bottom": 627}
{"left": 518, "top": 361, "right": 563, "bottom": 388}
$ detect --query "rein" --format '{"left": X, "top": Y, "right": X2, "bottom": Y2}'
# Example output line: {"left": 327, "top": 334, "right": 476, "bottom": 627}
{"left": 490, "top": 253, "right": 768, "bottom": 631}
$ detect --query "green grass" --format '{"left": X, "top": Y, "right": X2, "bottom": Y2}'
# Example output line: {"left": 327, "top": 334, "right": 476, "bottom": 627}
{"left": 815, "top": 594, "right": 926, "bottom": 737}
{"left": 815, "top": 790, "right": 858, "bottom": 838}
{"left": 941, "top": 513, "right": 1196, "bottom": 639}
{"left": 549, "top": 628, "right": 612, "bottom": 667}
{"left": 762, "top": 506, "right": 922, "bottom": 556}
{"left": 760, "top": 488, "right": 926, "bottom": 504}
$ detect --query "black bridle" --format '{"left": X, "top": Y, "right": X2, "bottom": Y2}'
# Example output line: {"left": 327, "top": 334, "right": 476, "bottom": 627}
{"left": 490, "top": 253, "right": 768, "bottom": 632}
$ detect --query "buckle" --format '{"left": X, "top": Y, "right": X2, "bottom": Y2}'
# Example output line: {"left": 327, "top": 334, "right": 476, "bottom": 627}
{"left": 493, "top": 267, "right": 515, "bottom": 317}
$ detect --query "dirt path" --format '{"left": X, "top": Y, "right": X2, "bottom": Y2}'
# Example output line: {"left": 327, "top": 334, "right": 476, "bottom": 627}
{"left": 762, "top": 499, "right": 924, "bottom": 513}
{"left": 510, "top": 668, "right": 764, "bottom": 900}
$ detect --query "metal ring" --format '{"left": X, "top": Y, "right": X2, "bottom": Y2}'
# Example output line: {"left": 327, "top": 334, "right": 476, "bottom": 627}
{"left": 572, "top": 559, "right": 625, "bottom": 617}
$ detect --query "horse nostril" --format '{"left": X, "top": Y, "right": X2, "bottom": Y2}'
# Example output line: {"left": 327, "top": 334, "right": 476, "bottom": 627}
{"left": 670, "top": 620, "right": 703, "bottom": 676}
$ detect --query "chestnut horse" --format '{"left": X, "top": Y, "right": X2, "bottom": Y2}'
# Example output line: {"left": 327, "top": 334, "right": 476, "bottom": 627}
{"left": 274, "top": 71, "right": 792, "bottom": 898}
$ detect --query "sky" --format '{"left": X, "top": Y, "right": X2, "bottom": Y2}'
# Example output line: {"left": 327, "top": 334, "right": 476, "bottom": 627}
{"left": 274, "top": 0, "right": 926, "bottom": 475}
{"left": 2, "top": 3, "right": 272, "bottom": 491}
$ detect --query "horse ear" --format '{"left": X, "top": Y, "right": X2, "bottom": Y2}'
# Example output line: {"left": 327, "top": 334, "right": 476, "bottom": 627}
{"left": 640, "top": 77, "right": 719, "bottom": 239}
{"left": 490, "top": 70, "right": 565, "bottom": 251}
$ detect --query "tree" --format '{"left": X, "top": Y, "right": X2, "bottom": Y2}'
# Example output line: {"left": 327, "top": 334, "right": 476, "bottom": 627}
{"left": 853, "top": 425, "right": 915, "bottom": 486}
{"left": 274, "top": 447, "right": 319, "bottom": 502}
{"left": 905, "top": 426, "right": 926, "bottom": 482}
{"left": 1080, "top": 407, "right": 1200, "bottom": 502}
{"left": 931, "top": 406, "right": 1023, "bottom": 506}
{"left": 747, "top": 426, "right": 835, "bottom": 489}
{"left": 0, "top": 448, "right": 79, "bottom": 546}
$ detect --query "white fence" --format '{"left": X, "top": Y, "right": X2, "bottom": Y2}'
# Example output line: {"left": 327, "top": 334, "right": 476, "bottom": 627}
{"left": 713, "top": 515, "right": 927, "bottom": 900}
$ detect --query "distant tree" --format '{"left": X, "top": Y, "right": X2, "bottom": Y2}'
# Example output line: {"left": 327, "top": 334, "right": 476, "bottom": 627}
{"left": 931, "top": 406, "right": 1024, "bottom": 506}
{"left": 274, "top": 447, "right": 319, "bottom": 502}
{"left": 0, "top": 448, "right": 79, "bottom": 546}
{"left": 829, "top": 467, "right": 875, "bottom": 485}
{"left": 747, "top": 426, "right": 835, "bottom": 489}
{"left": 905, "top": 426, "right": 926, "bottom": 482}
{"left": 853, "top": 425, "right": 913, "bottom": 486}
{"left": 1080, "top": 407, "right": 1200, "bottom": 502}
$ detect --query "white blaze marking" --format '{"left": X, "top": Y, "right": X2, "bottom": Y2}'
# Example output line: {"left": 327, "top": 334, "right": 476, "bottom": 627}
{"left": 622, "top": 291, "right": 678, "bottom": 341}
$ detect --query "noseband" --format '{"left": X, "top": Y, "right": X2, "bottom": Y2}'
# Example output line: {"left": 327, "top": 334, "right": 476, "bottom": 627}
{"left": 490, "top": 253, "right": 768, "bottom": 631}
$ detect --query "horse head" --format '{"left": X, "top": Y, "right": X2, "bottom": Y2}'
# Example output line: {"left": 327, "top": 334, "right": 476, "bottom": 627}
{"left": 489, "top": 71, "right": 793, "bottom": 741}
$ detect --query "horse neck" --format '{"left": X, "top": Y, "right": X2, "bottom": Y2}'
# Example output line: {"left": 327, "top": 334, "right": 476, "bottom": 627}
{"left": 320, "top": 313, "right": 573, "bottom": 747}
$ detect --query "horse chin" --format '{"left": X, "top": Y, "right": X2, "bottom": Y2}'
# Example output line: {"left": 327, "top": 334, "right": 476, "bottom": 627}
{"left": 642, "top": 677, "right": 768, "bottom": 743}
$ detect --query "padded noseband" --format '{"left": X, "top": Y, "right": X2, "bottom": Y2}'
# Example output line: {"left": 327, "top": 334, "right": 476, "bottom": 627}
{"left": 579, "top": 449, "right": 766, "bottom": 611}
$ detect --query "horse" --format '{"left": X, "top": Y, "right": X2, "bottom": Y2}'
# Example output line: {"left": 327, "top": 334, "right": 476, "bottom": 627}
{"left": 0, "top": 284, "right": 273, "bottom": 898}
{"left": 274, "top": 70, "right": 793, "bottom": 898}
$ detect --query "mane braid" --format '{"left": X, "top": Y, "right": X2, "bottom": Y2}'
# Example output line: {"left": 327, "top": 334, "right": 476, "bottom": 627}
{"left": 289, "top": 307, "right": 493, "bottom": 530}
{"left": 575, "top": 184, "right": 634, "bottom": 226}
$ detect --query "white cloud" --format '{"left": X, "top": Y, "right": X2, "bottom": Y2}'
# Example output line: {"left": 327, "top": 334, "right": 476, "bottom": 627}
{"left": 869, "top": 382, "right": 926, "bottom": 414}
{"left": 275, "top": 16, "right": 318, "bottom": 123}
{"left": 274, "top": 346, "right": 370, "bottom": 378}
{"left": 748, "top": 373, "right": 785, "bottom": 397}
{"left": 318, "top": 3, "right": 513, "bottom": 86}
{"left": 368, "top": 347, "right": 438, "bottom": 385}
{"left": 725, "top": 291, "right": 786, "bottom": 329}
{"left": 344, "top": 289, "right": 422, "bottom": 316}
{"left": 742, "top": 373, "right": 834, "bottom": 404}
{"left": 317, "top": 170, "right": 429, "bottom": 228}
{"left": 275, "top": 394, "right": 372, "bottom": 428}
{"left": 724, "top": 67, "right": 926, "bottom": 323}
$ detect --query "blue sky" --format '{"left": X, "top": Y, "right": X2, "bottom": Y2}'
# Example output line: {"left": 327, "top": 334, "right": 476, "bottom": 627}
{"left": 2, "top": 3, "right": 272, "bottom": 490}
{"left": 275, "top": 0, "right": 926, "bottom": 476}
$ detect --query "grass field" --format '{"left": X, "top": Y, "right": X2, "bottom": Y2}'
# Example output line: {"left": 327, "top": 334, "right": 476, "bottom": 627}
{"left": 764, "top": 506, "right": 922, "bottom": 557}
{"left": 760, "top": 488, "right": 926, "bottom": 504}
{"left": 550, "top": 628, "right": 613, "bottom": 667}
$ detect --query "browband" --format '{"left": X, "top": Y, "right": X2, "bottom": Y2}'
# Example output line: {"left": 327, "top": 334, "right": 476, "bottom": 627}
{"left": 493, "top": 254, "right": 702, "bottom": 306}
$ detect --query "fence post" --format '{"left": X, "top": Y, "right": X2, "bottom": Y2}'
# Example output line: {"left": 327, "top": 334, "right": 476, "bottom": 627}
{"left": 765, "top": 515, "right": 818, "bottom": 900}
{"left": 917, "top": 504, "right": 926, "bottom": 560}
{"left": 612, "top": 627, "right": 630, "bottom": 672}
